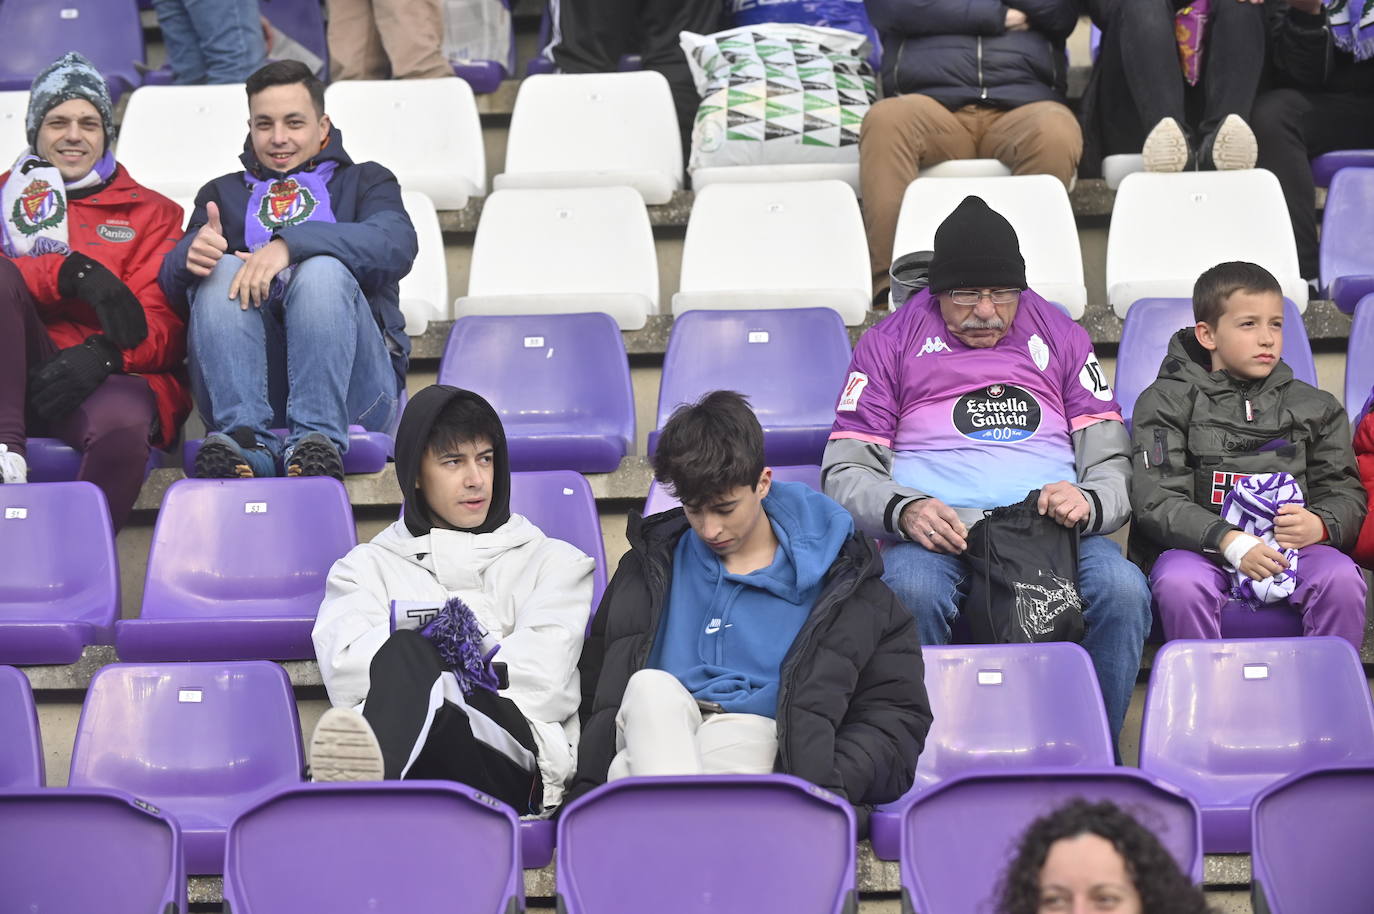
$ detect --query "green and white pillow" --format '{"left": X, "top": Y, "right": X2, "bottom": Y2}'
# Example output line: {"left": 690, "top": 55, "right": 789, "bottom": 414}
{"left": 680, "top": 23, "right": 876, "bottom": 171}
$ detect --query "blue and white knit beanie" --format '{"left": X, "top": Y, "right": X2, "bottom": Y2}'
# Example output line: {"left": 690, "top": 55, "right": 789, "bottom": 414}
{"left": 26, "top": 52, "right": 115, "bottom": 149}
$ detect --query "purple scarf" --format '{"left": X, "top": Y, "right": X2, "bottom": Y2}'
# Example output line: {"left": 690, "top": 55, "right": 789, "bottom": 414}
{"left": 242, "top": 159, "right": 337, "bottom": 252}
{"left": 421, "top": 595, "right": 502, "bottom": 696}
{"left": 1220, "top": 472, "right": 1304, "bottom": 605}
{"left": 1175, "top": 0, "right": 1211, "bottom": 87}
{"left": 1328, "top": 0, "right": 1374, "bottom": 62}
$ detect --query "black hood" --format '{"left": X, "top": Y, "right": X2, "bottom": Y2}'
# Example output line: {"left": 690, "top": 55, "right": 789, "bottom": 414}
{"left": 395, "top": 385, "right": 511, "bottom": 537}
{"left": 239, "top": 123, "right": 355, "bottom": 180}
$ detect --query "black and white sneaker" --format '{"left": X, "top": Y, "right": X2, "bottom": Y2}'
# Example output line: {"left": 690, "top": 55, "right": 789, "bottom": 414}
{"left": 194, "top": 429, "right": 276, "bottom": 478}
{"left": 284, "top": 433, "right": 344, "bottom": 481}
{"left": 1142, "top": 117, "right": 1191, "bottom": 173}
{"left": 1206, "top": 114, "right": 1257, "bottom": 171}
{"left": 309, "top": 708, "right": 385, "bottom": 782}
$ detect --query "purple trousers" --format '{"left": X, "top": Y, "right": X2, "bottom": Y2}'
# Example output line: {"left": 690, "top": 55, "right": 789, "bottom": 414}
{"left": 1150, "top": 546, "right": 1368, "bottom": 651}
{"left": 0, "top": 259, "right": 155, "bottom": 530}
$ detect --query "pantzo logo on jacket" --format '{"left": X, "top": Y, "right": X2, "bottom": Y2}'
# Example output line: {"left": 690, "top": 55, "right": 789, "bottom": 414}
{"left": 97, "top": 224, "right": 136, "bottom": 243}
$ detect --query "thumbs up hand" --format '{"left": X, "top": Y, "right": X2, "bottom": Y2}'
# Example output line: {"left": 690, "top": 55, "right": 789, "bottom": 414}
{"left": 186, "top": 200, "right": 229, "bottom": 277}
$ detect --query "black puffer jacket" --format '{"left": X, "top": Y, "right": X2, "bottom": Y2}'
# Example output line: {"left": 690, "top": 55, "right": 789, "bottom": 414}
{"left": 1264, "top": 0, "right": 1374, "bottom": 95}
{"left": 865, "top": 0, "right": 1078, "bottom": 106}
{"left": 569, "top": 509, "right": 932, "bottom": 830}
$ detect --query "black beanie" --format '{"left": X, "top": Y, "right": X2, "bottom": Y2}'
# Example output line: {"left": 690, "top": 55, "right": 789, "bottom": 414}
{"left": 926, "top": 196, "right": 1027, "bottom": 294}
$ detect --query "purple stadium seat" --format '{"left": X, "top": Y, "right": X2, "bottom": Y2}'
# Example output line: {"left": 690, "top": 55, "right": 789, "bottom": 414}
{"left": 0, "top": 667, "right": 43, "bottom": 787}
{"left": 223, "top": 781, "right": 522, "bottom": 912}
{"left": 647, "top": 309, "right": 852, "bottom": 465}
{"left": 522, "top": 819, "right": 556, "bottom": 869}
{"left": 558, "top": 775, "right": 856, "bottom": 914}
{"left": 0, "top": 0, "right": 143, "bottom": 99}
{"left": 1251, "top": 764, "right": 1374, "bottom": 913}
{"left": 869, "top": 642, "right": 1114, "bottom": 860}
{"left": 0, "top": 481, "right": 118, "bottom": 664}
{"left": 1321, "top": 167, "right": 1374, "bottom": 313}
{"left": 115, "top": 477, "right": 356, "bottom": 661}
{"left": 25, "top": 437, "right": 165, "bottom": 483}
{"left": 1346, "top": 295, "right": 1374, "bottom": 422}
{"left": 510, "top": 469, "right": 608, "bottom": 609}
{"left": 68, "top": 662, "right": 303, "bottom": 875}
{"left": 447, "top": 0, "right": 514, "bottom": 92}
{"left": 1139, "top": 637, "right": 1374, "bottom": 853}
{"left": 898, "top": 768, "right": 1202, "bottom": 913}
{"left": 1311, "top": 149, "right": 1374, "bottom": 187}
{"left": 438, "top": 313, "right": 635, "bottom": 473}
{"left": 643, "top": 464, "right": 822, "bottom": 516}
{"left": 0, "top": 787, "right": 186, "bottom": 913}
{"left": 1114, "top": 297, "right": 1317, "bottom": 426}
{"left": 183, "top": 424, "right": 393, "bottom": 476}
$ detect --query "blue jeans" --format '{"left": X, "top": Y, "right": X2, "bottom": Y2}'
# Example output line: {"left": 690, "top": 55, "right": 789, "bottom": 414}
{"left": 153, "top": 0, "right": 267, "bottom": 84}
{"left": 188, "top": 256, "right": 398, "bottom": 456}
{"left": 881, "top": 535, "right": 1151, "bottom": 743}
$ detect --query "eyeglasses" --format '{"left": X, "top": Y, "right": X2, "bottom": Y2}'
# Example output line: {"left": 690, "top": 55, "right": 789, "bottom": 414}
{"left": 946, "top": 288, "right": 1021, "bottom": 306}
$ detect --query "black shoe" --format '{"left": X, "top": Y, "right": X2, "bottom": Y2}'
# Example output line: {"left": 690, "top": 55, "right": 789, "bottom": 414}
{"left": 195, "top": 428, "right": 276, "bottom": 478}
{"left": 285, "top": 433, "right": 344, "bottom": 481}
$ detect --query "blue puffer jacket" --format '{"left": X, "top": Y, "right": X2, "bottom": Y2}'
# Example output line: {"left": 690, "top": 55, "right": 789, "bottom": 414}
{"left": 865, "top": 0, "right": 1077, "bottom": 107}
{"left": 158, "top": 125, "right": 417, "bottom": 389}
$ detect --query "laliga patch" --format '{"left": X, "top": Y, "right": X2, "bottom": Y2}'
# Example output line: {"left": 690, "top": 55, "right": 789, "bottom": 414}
{"left": 1028, "top": 334, "right": 1050, "bottom": 372}
{"left": 1078, "top": 353, "right": 1114, "bottom": 401}
{"left": 953, "top": 383, "right": 1042, "bottom": 443}
{"left": 97, "top": 224, "right": 136, "bottom": 243}
{"left": 837, "top": 371, "right": 868, "bottom": 412}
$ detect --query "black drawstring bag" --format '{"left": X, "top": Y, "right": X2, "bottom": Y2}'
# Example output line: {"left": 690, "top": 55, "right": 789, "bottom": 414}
{"left": 964, "top": 489, "right": 1086, "bottom": 644}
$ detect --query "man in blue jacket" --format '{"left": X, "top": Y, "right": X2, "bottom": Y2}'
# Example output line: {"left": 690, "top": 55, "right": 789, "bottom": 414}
{"left": 159, "top": 60, "right": 417, "bottom": 480}
{"left": 860, "top": 0, "right": 1081, "bottom": 303}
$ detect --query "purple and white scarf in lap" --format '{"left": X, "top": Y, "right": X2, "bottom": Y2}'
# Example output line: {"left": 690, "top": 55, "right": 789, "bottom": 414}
{"left": 1327, "top": 0, "right": 1374, "bottom": 61}
{"left": 242, "top": 159, "right": 338, "bottom": 253}
{"left": 1220, "top": 472, "right": 1303, "bottom": 604}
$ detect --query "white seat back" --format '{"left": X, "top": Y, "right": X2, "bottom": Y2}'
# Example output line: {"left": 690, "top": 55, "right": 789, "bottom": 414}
{"left": 117, "top": 85, "right": 249, "bottom": 199}
{"left": 398, "top": 190, "right": 449, "bottom": 335}
{"left": 0, "top": 91, "right": 29, "bottom": 160}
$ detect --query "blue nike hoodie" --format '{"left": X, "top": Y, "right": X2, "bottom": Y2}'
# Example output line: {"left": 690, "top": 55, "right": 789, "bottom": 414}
{"left": 648, "top": 480, "right": 855, "bottom": 718}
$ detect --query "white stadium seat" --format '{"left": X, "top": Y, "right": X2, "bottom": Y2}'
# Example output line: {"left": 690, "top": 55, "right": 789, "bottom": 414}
{"left": 455, "top": 186, "right": 658, "bottom": 330}
{"left": 1101, "top": 154, "right": 1144, "bottom": 190}
{"left": 324, "top": 78, "right": 484, "bottom": 209}
{"left": 398, "top": 190, "right": 449, "bottom": 336}
{"left": 0, "top": 91, "right": 29, "bottom": 160}
{"left": 920, "top": 159, "right": 1013, "bottom": 179}
{"left": 892, "top": 174, "right": 1087, "bottom": 318}
{"left": 691, "top": 163, "right": 860, "bottom": 195}
{"left": 672, "top": 180, "right": 870, "bottom": 326}
{"left": 494, "top": 72, "right": 682, "bottom": 205}
{"left": 1106, "top": 170, "right": 1306, "bottom": 317}
{"left": 116, "top": 85, "right": 249, "bottom": 200}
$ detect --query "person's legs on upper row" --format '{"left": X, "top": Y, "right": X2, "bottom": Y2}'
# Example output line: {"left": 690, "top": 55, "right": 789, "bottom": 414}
{"left": 878, "top": 541, "right": 971, "bottom": 646}
{"left": 173, "top": 0, "right": 267, "bottom": 84}
{"left": 151, "top": 0, "right": 209, "bottom": 85}
{"left": 976, "top": 101, "right": 1082, "bottom": 187}
{"left": 1196, "top": 0, "right": 1264, "bottom": 143}
{"left": 1149, "top": 547, "right": 1230, "bottom": 641}
{"left": 327, "top": 0, "right": 390, "bottom": 80}
{"left": 0, "top": 259, "right": 58, "bottom": 465}
{"left": 1096, "top": 0, "right": 1184, "bottom": 140}
{"left": 371, "top": 0, "right": 451, "bottom": 80}
{"left": 1076, "top": 535, "right": 1152, "bottom": 742}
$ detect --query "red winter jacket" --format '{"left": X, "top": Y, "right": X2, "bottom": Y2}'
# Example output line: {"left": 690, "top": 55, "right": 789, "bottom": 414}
{"left": 1354, "top": 408, "right": 1374, "bottom": 569}
{"left": 1, "top": 164, "right": 190, "bottom": 448}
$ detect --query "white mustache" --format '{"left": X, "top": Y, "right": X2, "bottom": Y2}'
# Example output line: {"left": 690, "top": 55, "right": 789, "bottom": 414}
{"left": 960, "top": 317, "right": 1006, "bottom": 330}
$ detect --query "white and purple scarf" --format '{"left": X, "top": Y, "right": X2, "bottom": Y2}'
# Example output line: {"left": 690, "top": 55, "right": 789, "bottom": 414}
{"left": 1, "top": 148, "right": 116, "bottom": 257}
{"left": 242, "top": 159, "right": 338, "bottom": 252}
{"left": 1221, "top": 472, "right": 1303, "bottom": 604}
{"left": 1328, "top": 0, "right": 1374, "bottom": 61}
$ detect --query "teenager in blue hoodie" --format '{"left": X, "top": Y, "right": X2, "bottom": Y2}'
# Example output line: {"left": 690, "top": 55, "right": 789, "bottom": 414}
{"left": 571, "top": 392, "right": 931, "bottom": 825}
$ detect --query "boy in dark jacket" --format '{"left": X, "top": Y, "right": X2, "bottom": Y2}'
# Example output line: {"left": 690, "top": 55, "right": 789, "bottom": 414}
{"left": 159, "top": 60, "right": 417, "bottom": 481}
{"left": 1130, "top": 261, "right": 1367, "bottom": 648}
{"left": 571, "top": 391, "right": 931, "bottom": 825}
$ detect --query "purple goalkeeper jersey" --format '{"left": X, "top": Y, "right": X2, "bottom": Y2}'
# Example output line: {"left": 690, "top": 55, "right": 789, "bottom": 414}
{"left": 830, "top": 289, "right": 1123, "bottom": 510}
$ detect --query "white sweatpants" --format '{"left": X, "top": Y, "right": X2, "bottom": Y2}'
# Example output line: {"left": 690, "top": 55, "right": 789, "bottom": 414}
{"left": 607, "top": 669, "right": 778, "bottom": 780}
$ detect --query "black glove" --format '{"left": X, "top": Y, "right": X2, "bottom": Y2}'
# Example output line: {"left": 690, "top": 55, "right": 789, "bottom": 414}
{"left": 28, "top": 335, "right": 122, "bottom": 421}
{"left": 58, "top": 253, "right": 148, "bottom": 350}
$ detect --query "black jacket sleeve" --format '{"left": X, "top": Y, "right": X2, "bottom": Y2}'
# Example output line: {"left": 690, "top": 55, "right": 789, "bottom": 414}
{"left": 1266, "top": 0, "right": 1333, "bottom": 87}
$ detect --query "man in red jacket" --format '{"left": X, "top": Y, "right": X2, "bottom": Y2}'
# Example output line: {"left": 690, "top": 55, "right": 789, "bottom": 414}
{"left": 1354, "top": 393, "right": 1374, "bottom": 570}
{"left": 0, "top": 52, "right": 190, "bottom": 529}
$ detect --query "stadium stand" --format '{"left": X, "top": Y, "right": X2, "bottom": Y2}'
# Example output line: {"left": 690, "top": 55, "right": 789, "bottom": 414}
{"left": 1311, "top": 149, "right": 1374, "bottom": 188}
{"left": 672, "top": 181, "right": 870, "bottom": 326}
{"left": 0, "top": 666, "right": 43, "bottom": 787}
{"left": 557, "top": 775, "right": 856, "bottom": 914}
{"left": 1139, "top": 637, "right": 1374, "bottom": 854}
{"left": 644, "top": 464, "right": 822, "bottom": 515}
{"left": 68, "top": 661, "right": 303, "bottom": 874}
{"left": 438, "top": 312, "right": 636, "bottom": 473}
{"left": 0, "top": 481, "right": 117, "bottom": 665}
{"left": 223, "top": 781, "right": 522, "bottom": 912}
{"left": 1320, "top": 166, "right": 1374, "bottom": 314}
{"left": 646, "top": 308, "right": 852, "bottom": 465}
{"left": 116, "top": 84, "right": 251, "bottom": 199}
{"left": 0, "top": 0, "right": 143, "bottom": 100}
{"left": 0, "top": 91, "right": 29, "bottom": 158}
{"left": 510, "top": 469, "right": 609, "bottom": 608}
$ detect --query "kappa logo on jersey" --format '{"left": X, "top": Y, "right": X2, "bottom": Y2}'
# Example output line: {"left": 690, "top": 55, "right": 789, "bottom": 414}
{"left": 837, "top": 371, "right": 868, "bottom": 412}
{"left": 916, "top": 336, "right": 952, "bottom": 357}
{"left": 1210, "top": 471, "right": 1252, "bottom": 505}
{"left": 1028, "top": 333, "right": 1050, "bottom": 371}
{"left": 1078, "top": 353, "right": 1114, "bottom": 401}
{"left": 12, "top": 177, "right": 64, "bottom": 235}
{"left": 952, "top": 383, "right": 1043, "bottom": 443}
{"left": 256, "top": 177, "right": 318, "bottom": 230}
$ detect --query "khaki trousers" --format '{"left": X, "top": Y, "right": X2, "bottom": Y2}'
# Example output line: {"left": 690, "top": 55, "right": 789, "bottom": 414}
{"left": 859, "top": 95, "right": 1083, "bottom": 297}
{"left": 327, "top": 0, "right": 452, "bottom": 80}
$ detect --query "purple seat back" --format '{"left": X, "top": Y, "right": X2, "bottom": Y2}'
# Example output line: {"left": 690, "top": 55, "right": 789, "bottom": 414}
{"left": 117, "top": 477, "right": 355, "bottom": 661}
{"left": 643, "top": 464, "right": 823, "bottom": 516}
{"left": 899, "top": 768, "right": 1202, "bottom": 912}
{"left": 1115, "top": 297, "right": 1316, "bottom": 426}
{"left": 1311, "top": 149, "right": 1374, "bottom": 187}
{"left": 1139, "top": 637, "right": 1374, "bottom": 853}
{"left": 224, "top": 781, "right": 522, "bottom": 913}
{"left": 439, "top": 313, "right": 635, "bottom": 473}
{"left": 0, "top": 787, "right": 185, "bottom": 912}
{"left": 0, "top": 481, "right": 118, "bottom": 664}
{"left": 1321, "top": 167, "right": 1374, "bottom": 313}
{"left": 510, "top": 470, "right": 608, "bottom": 609}
{"left": 1346, "top": 295, "right": 1374, "bottom": 422}
{"left": 68, "top": 662, "right": 303, "bottom": 875}
{"left": 26, "top": 437, "right": 165, "bottom": 482}
{"left": 648, "top": 309, "right": 852, "bottom": 465}
{"left": 521, "top": 818, "right": 556, "bottom": 869}
{"left": 0, "top": 0, "right": 144, "bottom": 99}
{"left": 182, "top": 425, "right": 393, "bottom": 475}
{"left": 1251, "top": 764, "right": 1374, "bottom": 913}
{"left": 0, "top": 667, "right": 43, "bottom": 787}
{"left": 558, "top": 775, "right": 856, "bottom": 914}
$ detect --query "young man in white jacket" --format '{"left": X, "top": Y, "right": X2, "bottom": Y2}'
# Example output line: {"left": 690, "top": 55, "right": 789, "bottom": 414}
{"left": 309, "top": 384, "right": 595, "bottom": 814}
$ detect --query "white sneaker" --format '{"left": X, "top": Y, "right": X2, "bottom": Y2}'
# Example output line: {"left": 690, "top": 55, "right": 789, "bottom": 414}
{"left": 308, "top": 707, "right": 386, "bottom": 782}
{"left": 1142, "top": 117, "right": 1190, "bottom": 173}
{"left": 0, "top": 444, "right": 27, "bottom": 484}
{"left": 1209, "top": 114, "right": 1258, "bottom": 171}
